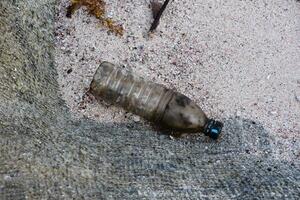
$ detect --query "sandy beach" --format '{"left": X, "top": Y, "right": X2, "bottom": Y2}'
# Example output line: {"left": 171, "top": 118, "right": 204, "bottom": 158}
{"left": 55, "top": 0, "right": 300, "bottom": 161}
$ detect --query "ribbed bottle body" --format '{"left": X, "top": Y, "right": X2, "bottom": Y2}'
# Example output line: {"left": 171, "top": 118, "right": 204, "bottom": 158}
{"left": 90, "top": 62, "right": 171, "bottom": 121}
{"left": 90, "top": 62, "right": 223, "bottom": 139}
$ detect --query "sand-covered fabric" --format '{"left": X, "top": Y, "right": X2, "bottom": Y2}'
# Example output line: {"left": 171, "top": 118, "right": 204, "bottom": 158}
{"left": 0, "top": 0, "right": 299, "bottom": 199}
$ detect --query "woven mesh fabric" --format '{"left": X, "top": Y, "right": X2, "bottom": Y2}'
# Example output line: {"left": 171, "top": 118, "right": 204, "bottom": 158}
{"left": 0, "top": 1, "right": 299, "bottom": 199}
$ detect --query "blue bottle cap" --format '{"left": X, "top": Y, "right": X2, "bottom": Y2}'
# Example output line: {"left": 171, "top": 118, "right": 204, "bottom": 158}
{"left": 204, "top": 119, "right": 223, "bottom": 139}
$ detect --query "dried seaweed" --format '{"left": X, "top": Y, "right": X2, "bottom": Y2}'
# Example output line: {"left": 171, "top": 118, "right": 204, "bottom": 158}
{"left": 66, "top": 0, "right": 123, "bottom": 36}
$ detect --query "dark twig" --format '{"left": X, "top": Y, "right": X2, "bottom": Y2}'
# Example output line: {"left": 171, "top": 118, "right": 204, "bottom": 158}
{"left": 149, "top": 0, "right": 171, "bottom": 32}
{"left": 66, "top": 3, "right": 80, "bottom": 18}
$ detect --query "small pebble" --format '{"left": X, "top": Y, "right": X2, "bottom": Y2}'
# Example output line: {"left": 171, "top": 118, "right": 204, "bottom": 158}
{"left": 133, "top": 116, "right": 140, "bottom": 122}
{"left": 67, "top": 68, "right": 73, "bottom": 74}
{"left": 3, "top": 175, "right": 12, "bottom": 181}
{"left": 295, "top": 91, "right": 300, "bottom": 102}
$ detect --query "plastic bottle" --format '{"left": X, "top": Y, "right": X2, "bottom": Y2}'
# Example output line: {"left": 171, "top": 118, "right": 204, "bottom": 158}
{"left": 90, "top": 62, "right": 223, "bottom": 139}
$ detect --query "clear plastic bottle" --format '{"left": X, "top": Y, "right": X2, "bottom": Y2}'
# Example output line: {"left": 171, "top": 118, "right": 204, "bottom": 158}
{"left": 90, "top": 62, "right": 223, "bottom": 139}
